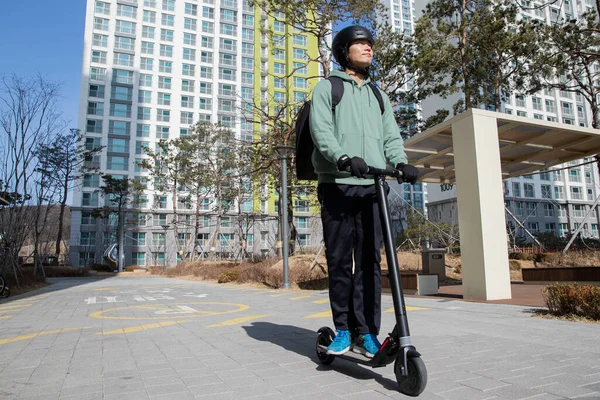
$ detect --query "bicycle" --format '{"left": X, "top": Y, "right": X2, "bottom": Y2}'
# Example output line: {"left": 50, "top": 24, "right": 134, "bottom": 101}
{"left": 0, "top": 274, "right": 9, "bottom": 298}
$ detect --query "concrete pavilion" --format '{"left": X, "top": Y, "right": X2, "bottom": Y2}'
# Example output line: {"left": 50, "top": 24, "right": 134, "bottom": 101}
{"left": 404, "top": 108, "right": 600, "bottom": 300}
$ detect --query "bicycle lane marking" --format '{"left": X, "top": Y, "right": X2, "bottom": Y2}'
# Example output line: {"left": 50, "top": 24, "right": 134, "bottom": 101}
{"left": 0, "top": 303, "right": 35, "bottom": 319}
{"left": 0, "top": 327, "right": 93, "bottom": 345}
{"left": 88, "top": 302, "right": 250, "bottom": 320}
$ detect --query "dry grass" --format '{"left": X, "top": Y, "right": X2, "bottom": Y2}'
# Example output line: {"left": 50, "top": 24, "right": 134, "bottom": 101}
{"left": 147, "top": 254, "right": 330, "bottom": 290}
{"left": 533, "top": 251, "right": 600, "bottom": 268}
{"left": 63, "top": 250, "right": 598, "bottom": 291}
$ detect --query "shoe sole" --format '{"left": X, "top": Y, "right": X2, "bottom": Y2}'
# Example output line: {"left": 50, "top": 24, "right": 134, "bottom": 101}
{"left": 352, "top": 346, "right": 376, "bottom": 358}
{"left": 326, "top": 345, "right": 351, "bottom": 355}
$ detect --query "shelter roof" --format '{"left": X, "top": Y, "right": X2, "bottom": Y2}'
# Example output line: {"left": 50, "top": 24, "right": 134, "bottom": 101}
{"left": 404, "top": 109, "right": 600, "bottom": 183}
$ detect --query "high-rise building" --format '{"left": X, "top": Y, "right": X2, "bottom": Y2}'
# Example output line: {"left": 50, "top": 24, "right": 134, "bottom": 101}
{"left": 419, "top": 0, "right": 600, "bottom": 244}
{"left": 70, "top": 0, "right": 322, "bottom": 267}
{"left": 378, "top": 0, "right": 429, "bottom": 234}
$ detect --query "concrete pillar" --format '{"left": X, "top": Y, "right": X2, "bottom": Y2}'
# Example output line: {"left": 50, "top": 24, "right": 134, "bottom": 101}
{"left": 452, "top": 111, "right": 512, "bottom": 300}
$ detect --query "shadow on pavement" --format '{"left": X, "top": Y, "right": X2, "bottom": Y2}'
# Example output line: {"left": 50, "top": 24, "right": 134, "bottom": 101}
{"left": 0, "top": 276, "right": 116, "bottom": 305}
{"left": 242, "top": 321, "right": 399, "bottom": 391}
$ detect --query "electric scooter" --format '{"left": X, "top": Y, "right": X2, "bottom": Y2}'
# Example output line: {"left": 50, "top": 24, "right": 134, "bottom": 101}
{"left": 315, "top": 166, "right": 427, "bottom": 397}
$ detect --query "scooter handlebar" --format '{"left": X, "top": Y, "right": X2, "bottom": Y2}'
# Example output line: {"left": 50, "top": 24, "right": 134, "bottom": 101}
{"left": 344, "top": 165, "right": 404, "bottom": 180}
{"left": 366, "top": 166, "right": 403, "bottom": 179}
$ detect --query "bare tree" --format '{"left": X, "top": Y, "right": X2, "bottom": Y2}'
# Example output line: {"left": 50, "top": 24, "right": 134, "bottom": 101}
{"left": 35, "top": 128, "right": 102, "bottom": 262}
{"left": 0, "top": 74, "right": 64, "bottom": 284}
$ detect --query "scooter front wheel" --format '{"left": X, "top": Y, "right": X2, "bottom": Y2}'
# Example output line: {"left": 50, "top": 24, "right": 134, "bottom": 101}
{"left": 395, "top": 356, "right": 427, "bottom": 397}
{"left": 316, "top": 327, "right": 335, "bottom": 365}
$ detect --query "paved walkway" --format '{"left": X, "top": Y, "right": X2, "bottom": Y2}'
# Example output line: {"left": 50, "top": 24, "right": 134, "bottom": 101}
{"left": 428, "top": 283, "right": 547, "bottom": 307}
{"left": 0, "top": 277, "right": 598, "bottom": 399}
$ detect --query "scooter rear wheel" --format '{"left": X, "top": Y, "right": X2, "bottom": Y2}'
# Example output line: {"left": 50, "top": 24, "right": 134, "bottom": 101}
{"left": 316, "top": 327, "right": 335, "bottom": 365}
{"left": 395, "top": 356, "right": 427, "bottom": 397}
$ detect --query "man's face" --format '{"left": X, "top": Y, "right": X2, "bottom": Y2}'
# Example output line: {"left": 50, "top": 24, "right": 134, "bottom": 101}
{"left": 347, "top": 39, "right": 373, "bottom": 69}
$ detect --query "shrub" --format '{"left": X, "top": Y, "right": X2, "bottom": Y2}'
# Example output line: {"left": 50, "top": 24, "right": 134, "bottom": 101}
{"left": 89, "top": 263, "right": 114, "bottom": 272}
{"left": 509, "top": 260, "right": 521, "bottom": 271}
{"left": 218, "top": 270, "right": 239, "bottom": 283}
{"left": 542, "top": 283, "right": 600, "bottom": 320}
{"left": 43, "top": 266, "right": 90, "bottom": 277}
{"left": 509, "top": 252, "right": 527, "bottom": 260}
{"left": 124, "top": 266, "right": 145, "bottom": 272}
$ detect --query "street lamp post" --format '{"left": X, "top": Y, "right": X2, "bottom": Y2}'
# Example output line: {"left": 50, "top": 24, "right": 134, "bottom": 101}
{"left": 161, "top": 224, "right": 169, "bottom": 272}
{"left": 118, "top": 210, "right": 125, "bottom": 272}
{"left": 274, "top": 145, "right": 295, "bottom": 289}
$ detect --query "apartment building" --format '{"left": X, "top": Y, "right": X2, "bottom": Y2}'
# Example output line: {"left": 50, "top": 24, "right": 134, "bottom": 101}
{"left": 70, "top": 0, "right": 322, "bottom": 267}
{"left": 378, "top": 0, "right": 429, "bottom": 233}
{"left": 424, "top": 0, "right": 600, "bottom": 243}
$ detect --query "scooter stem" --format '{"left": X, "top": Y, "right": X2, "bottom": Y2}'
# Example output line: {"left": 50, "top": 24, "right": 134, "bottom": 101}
{"left": 374, "top": 175, "right": 411, "bottom": 339}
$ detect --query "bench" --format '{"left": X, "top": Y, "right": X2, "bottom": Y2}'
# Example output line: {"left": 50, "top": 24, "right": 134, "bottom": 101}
{"left": 382, "top": 271, "right": 439, "bottom": 295}
{"left": 522, "top": 267, "right": 600, "bottom": 285}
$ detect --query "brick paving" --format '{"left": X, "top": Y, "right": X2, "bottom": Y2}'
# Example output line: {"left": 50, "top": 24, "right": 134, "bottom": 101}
{"left": 427, "top": 283, "right": 547, "bottom": 307}
{"left": 0, "top": 276, "right": 598, "bottom": 399}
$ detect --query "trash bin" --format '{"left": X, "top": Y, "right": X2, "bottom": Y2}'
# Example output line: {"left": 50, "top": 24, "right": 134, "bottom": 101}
{"left": 421, "top": 248, "right": 447, "bottom": 283}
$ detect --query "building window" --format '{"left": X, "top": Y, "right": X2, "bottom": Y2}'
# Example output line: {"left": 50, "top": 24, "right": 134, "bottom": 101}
{"left": 79, "top": 252, "right": 95, "bottom": 267}
{"left": 132, "top": 252, "right": 146, "bottom": 266}
{"left": 157, "top": 109, "right": 170, "bottom": 122}
{"left": 181, "top": 112, "right": 194, "bottom": 124}
{"left": 298, "top": 234, "right": 311, "bottom": 247}
{"left": 524, "top": 183, "right": 535, "bottom": 198}
{"left": 82, "top": 192, "right": 99, "bottom": 207}
{"left": 107, "top": 156, "right": 129, "bottom": 171}
{"left": 94, "top": 17, "right": 109, "bottom": 31}
{"left": 512, "top": 182, "right": 521, "bottom": 197}
{"left": 541, "top": 184, "right": 551, "bottom": 198}
{"left": 569, "top": 169, "right": 581, "bottom": 182}
{"left": 571, "top": 186, "right": 583, "bottom": 200}
{"left": 294, "top": 200, "right": 309, "bottom": 213}
{"left": 157, "top": 92, "right": 171, "bottom": 105}
{"left": 108, "top": 138, "right": 129, "bottom": 153}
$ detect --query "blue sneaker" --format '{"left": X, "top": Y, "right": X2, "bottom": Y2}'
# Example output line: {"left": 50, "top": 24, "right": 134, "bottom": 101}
{"left": 352, "top": 334, "right": 381, "bottom": 358}
{"left": 327, "top": 330, "right": 352, "bottom": 355}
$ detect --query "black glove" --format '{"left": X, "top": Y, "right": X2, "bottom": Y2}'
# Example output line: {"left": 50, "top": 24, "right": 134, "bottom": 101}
{"left": 337, "top": 155, "right": 368, "bottom": 178}
{"left": 396, "top": 163, "right": 419, "bottom": 184}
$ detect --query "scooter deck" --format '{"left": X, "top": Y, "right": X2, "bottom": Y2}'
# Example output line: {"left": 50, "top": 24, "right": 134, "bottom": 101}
{"left": 316, "top": 345, "right": 381, "bottom": 367}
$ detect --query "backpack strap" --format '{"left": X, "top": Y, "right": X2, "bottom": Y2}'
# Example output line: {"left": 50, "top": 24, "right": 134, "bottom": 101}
{"left": 368, "top": 82, "right": 385, "bottom": 115}
{"left": 327, "top": 76, "right": 344, "bottom": 111}
{"left": 327, "top": 76, "right": 385, "bottom": 115}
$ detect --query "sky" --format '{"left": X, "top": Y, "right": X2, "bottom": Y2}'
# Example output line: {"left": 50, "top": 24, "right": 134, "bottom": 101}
{"left": 0, "top": 1, "right": 348, "bottom": 130}
{"left": 0, "top": 0, "right": 87, "bottom": 129}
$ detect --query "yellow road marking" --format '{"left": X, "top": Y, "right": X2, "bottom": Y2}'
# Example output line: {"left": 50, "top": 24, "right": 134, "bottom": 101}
{"left": 97, "top": 320, "right": 187, "bottom": 335}
{"left": 206, "top": 314, "right": 270, "bottom": 328}
{"left": 0, "top": 316, "right": 12, "bottom": 320}
{"left": 384, "top": 306, "right": 428, "bottom": 312}
{"left": 270, "top": 294, "right": 284, "bottom": 297}
{"left": 0, "top": 304, "right": 32, "bottom": 310}
{"left": 89, "top": 302, "right": 250, "bottom": 320}
{"left": 93, "top": 288, "right": 120, "bottom": 291}
{"left": 313, "top": 299, "right": 329, "bottom": 304}
{"left": 305, "top": 306, "right": 427, "bottom": 319}
{"left": 290, "top": 296, "right": 312, "bottom": 300}
{"left": 0, "top": 327, "right": 91, "bottom": 345}
{"left": 305, "top": 311, "right": 332, "bottom": 319}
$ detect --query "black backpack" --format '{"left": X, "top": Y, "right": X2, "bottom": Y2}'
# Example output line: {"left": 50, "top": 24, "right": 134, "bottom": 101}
{"left": 295, "top": 76, "right": 385, "bottom": 181}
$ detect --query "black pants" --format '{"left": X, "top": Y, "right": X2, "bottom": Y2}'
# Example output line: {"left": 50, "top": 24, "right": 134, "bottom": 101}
{"left": 318, "top": 183, "right": 384, "bottom": 335}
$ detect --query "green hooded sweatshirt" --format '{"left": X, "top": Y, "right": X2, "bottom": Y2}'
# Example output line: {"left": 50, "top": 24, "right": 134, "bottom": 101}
{"left": 308, "top": 69, "right": 408, "bottom": 186}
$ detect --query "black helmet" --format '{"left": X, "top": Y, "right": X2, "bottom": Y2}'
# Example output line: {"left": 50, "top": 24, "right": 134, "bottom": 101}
{"left": 332, "top": 25, "right": 374, "bottom": 68}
